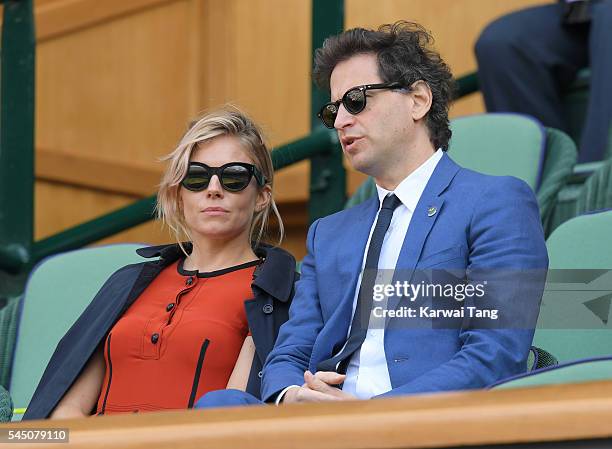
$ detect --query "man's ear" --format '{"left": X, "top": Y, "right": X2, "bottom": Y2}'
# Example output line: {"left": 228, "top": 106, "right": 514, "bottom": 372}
{"left": 409, "top": 80, "right": 433, "bottom": 121}
{"left": 256, "top": 185, "right": 272, "bottom": 212}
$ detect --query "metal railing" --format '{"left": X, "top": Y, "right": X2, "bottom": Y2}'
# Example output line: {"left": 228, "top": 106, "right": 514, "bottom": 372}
{"left": 0, "top": 0, "right": 36, "bottom": 297}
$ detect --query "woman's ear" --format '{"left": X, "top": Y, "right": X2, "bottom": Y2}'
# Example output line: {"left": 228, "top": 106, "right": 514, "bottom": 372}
{"left": 256, "top": 185, "right": 272, "bottom": 212}
{"left": 409, "top": 80, "right": 433, "bottom": 121}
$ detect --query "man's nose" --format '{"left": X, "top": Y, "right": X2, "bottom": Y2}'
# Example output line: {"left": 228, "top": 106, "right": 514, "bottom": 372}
{"left": 334, "top": 104, "right": 355, "bottom": 130}
{"left": 206, "top": 175, "right": 224, "bottom": 197}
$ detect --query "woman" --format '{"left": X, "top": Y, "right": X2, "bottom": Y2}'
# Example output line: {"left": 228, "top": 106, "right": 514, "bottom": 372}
{"left": 24, "top": 107, "right": 297, "bottom": 419}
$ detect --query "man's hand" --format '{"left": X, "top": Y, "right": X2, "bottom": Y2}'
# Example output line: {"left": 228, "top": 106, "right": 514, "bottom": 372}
{"left": 282, "top": 371, "right": 356, "bottom": 403}
{"left": 303, "top": 371, "right": 355, "bottom": 400}
{"left": 281, "top": 384, "right": 338, "bottom": 403}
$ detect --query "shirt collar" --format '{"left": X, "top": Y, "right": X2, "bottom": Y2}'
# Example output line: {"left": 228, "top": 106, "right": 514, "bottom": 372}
{"left": 375, "top": 149, "right": 443, "bottom": 212}
{"left": 137, "top": 242, "right": 297, "bottom": 302}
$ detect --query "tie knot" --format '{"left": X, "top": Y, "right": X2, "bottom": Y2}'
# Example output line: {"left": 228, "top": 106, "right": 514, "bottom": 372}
{"left": 381, "top": 194, "right": 402, "bottom": 211}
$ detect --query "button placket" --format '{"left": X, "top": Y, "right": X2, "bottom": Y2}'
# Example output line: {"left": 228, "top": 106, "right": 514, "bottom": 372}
{"left": 167, "top": 277, "right": 198, "bottom": 323}
{"left": 165, "top": 277, "right": 203, "bottom": 331}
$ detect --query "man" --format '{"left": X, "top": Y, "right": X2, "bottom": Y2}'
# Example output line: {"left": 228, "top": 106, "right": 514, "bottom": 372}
{"left": 475, "top": 0, "right": 612, "bottom": 162}
{"left": 196, "top": 21, "right": 548, "bottom": 408}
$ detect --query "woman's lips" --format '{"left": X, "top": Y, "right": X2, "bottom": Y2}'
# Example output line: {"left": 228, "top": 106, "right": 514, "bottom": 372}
{"left": 202, "top": 207, "right": 229, "bottom": 216}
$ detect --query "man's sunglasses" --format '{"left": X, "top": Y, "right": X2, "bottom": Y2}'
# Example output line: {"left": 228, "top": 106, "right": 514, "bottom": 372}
{"left": 317, "top": 82, "right": 404, "bottom": 129}
{"left": 181, "top": 162, "right": 267, "bottom": 192}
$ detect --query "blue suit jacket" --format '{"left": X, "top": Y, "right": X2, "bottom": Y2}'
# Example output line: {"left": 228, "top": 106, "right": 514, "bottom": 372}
{"left": 262, "top": 153, "right": 549, "bottom": 401}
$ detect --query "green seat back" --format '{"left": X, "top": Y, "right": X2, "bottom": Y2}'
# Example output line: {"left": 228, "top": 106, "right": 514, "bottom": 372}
{"left": 575, "top": 160, "right": 612, "bottom": 216}
{"left": 448, "top": 113, "right": 544, "bottom": 189}
{"left": 547, "top": 160, "right": 612, "bottom": 235}
{"left": 8, "top": 244, "right": 145, "bottom": 421}
{"left": 537, "top": 128, "right": 578, "bottom": 231}
{"left": 493, "top": 358, "right": 612, "bottom": 390}
{"left": 534, "top": 211, "right": 612, "bottom": 362}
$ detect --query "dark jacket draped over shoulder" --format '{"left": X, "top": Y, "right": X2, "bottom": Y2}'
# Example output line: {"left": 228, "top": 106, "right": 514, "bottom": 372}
{"left": 23, "top": 243, "right": 297, "bottom": 420}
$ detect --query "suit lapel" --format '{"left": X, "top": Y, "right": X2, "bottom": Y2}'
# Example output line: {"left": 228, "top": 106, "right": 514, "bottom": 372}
{"left": 336, "top": 197, "right": 379, "bottom": 288}
{"left": 313, "top": 198, "right": 379, "bottom": 365}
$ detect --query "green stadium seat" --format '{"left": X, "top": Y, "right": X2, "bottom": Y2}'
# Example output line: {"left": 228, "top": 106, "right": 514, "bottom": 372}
{"left": 536, "top": 128, "right": 579, "bottom": 230}
{"left": 345, "top": 114, "right": 577, "bottom": 234}
{"left": 575, "top": 160, "right": 612, "bottom": 213}
{"left": 448, "top": 113, "right": 545, "bottom": 189}
{"left": 8, "top": 244, "right": 145, "bottom": 421}
{"left": 547, "top": 160, "right": 612, "bottom": 234}
{"left": 534, "top": 210, "right": 612, "bottom": 363}
{"left": 492, "top": 210, "right": 612, "bottom": 389}
{"left": 491, "top": 357, "right": 612, "bottom": 390}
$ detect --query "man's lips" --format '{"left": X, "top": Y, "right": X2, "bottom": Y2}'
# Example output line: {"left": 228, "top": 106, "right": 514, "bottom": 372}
{"left": 341, "top": 136, "right": 363, "bottom": 152}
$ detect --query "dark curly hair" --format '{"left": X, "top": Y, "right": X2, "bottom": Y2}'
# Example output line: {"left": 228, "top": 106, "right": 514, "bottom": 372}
{"left": 313, "top": 21, "right": 454, "bottom": 150}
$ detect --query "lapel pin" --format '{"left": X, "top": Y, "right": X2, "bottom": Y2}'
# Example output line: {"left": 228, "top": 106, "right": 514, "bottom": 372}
{"left": 427, "top": 206, "right": 437, "bottom": 217}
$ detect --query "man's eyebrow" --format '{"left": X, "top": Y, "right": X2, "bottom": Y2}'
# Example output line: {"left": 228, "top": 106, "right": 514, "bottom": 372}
{"left": 330, "top": 87, "right": 350, "bottom": 103}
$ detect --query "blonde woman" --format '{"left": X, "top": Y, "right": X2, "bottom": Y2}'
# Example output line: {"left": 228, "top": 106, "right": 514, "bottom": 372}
{"left": 24, "top": 108, "right": 298, "bottom": 419}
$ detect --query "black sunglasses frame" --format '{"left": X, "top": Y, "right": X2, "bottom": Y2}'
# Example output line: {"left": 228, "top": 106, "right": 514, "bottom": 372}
{"left": 317, "top": 82, "right": 404, "bottom": 129}
{"left": 181, "top": 162, "right": 267, "bottom": 192}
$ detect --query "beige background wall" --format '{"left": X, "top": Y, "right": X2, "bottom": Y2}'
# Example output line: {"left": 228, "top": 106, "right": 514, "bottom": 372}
{"left": 3, "top": 0, "right": 549, "bottom": 258}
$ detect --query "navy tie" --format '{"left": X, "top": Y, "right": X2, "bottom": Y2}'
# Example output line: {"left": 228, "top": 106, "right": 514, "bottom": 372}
{"left": 317, "top": 194, "right": 402, "bottom": 374}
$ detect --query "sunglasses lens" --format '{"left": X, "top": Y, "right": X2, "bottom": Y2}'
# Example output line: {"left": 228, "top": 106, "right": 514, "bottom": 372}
{"left": 344, "top": 88, "right": 366, "bottom": 114}
{"left": 183, "top": 165, "right": 210, "bottom": 191}
{"left": 320, "top": 103, "right": 338, "bottom": 128}
{"left": 221, "top": 165, "right": 252, "bottom": 191}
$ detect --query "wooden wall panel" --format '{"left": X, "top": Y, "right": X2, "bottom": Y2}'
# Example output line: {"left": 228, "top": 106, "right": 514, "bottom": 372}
{"left": 199, "top": 0, "right": 312, "bottom": 212}
{"left": 32, "top": 0, "right": 312, "bottom": 254}
{"left": 199, "top": 0, "right": 311, "bottom": 147}
{"left": 35, "top": 0, "right": 193, "bottom": 168}
{"left": 34, "top": 0, "right": 172, "bottom": 41}
{"left": 15, "top": 0, "right": 554, "bottom": 260}
{"left": 345, "top": 0, "right": 554, "bottom": 118}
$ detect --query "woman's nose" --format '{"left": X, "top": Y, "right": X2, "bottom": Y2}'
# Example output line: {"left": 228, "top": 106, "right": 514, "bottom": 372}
{"left": 206, "top": 175, "right": 224, "bottom": 197}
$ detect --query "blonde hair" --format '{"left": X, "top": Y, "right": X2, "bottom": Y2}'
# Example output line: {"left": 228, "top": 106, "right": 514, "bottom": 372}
{"left": 156, "top": 106, "right": 284, "bottom": 250}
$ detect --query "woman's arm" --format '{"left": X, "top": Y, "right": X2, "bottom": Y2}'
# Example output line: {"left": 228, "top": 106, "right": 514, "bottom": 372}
{"left": 50, "top": 345, "right": 105, "bottom": 419}
{"left": 226, "top": 336, "right": 256, "bottom": 391}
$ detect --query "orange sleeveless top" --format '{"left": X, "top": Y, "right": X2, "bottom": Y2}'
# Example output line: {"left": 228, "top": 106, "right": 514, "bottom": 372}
{"left": 96, "top": 259, "right": 258, "bottom": 414}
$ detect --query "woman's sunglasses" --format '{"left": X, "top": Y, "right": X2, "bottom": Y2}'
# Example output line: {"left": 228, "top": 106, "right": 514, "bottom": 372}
{"left": 181, "top": 162, "right": 267, "bottom": 192}
{"left": 317, "top": 82, "right": 404, "bottom": 129}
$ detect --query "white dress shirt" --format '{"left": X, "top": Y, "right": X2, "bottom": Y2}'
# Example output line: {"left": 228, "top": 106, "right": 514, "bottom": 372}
{"left": 342, "top": 149, "right": 443, "bottom": 399}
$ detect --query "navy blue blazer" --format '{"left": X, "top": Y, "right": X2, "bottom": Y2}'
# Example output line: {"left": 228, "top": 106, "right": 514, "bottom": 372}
{"left": 24, "top": 243, "right": 297, "bottom": 420}
{"left": 262, "top": 153, "right": 549, "bottom": 401}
